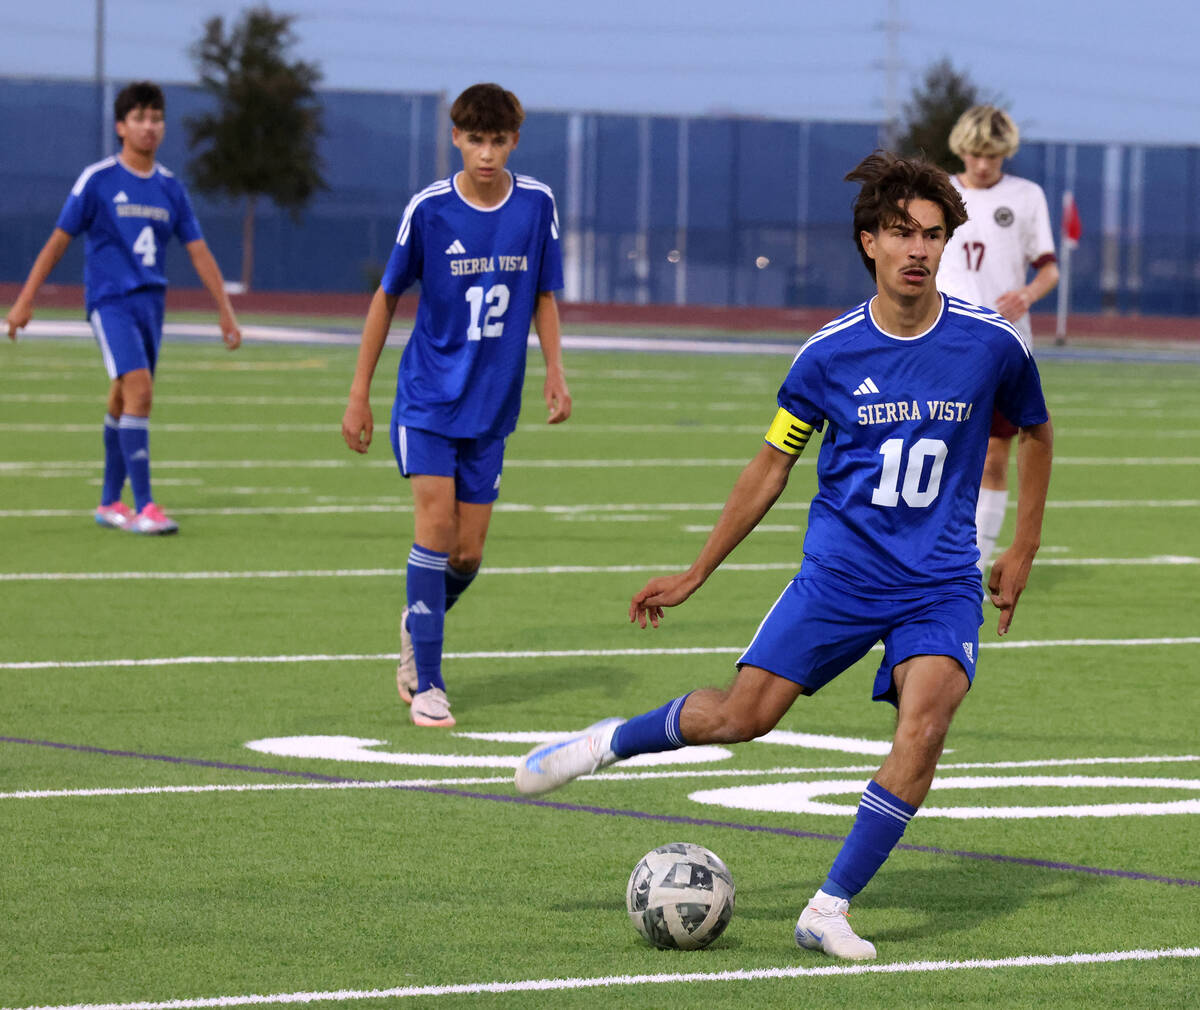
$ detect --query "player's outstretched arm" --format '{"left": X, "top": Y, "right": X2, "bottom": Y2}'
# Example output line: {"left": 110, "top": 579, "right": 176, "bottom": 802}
{"left": 341, "top": 287, "right": 398, "bottom": 454}
{"left": 988, "top": 419, "right": 1053, "bottom": 635}
{"left": 631, "top": 443, "right": 798, "bottom": 628}
{"left": 185, "top": 239, "right": 241, "bottom": 350}
{"left": 6, "top": 229, "right": 72, "bottom": 340}
{"left": 533, "top": 291, "right": 571, "bottom": 423}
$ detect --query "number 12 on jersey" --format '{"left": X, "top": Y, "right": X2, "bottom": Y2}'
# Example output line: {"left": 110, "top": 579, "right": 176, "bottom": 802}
{"left": 465, "top": 283, "right": 510, "bottom": 340}
{"left": 871, "top": 437, "right": 948, "bottom": 508}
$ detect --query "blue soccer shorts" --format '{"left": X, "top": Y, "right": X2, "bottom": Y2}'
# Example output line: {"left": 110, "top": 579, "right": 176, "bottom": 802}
{"left": 737, "top": 568, "right": 983, "bottom": 707}
{"left": 390, "top": 424, "right": 507, "bottom": 504}
{"left": 88, "top": 290, "right": 165, "bottom": 379}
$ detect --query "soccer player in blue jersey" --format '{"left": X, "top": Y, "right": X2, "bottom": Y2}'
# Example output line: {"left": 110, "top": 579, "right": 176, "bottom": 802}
{"left": 516, "top": 152, "right": 1053, "bottom": 960}
{"left": 341, "top": 83, "right": 570, "bottom": 729}
{"left": 6, "top": 81, "right": 241, "bottom": 534}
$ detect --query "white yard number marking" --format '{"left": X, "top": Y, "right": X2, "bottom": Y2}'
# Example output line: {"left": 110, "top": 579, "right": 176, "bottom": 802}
{"left": 465, "top": 283, "right": 511, "bottom": 340}
{"left": 871, "top": 436, "right": 948, "bottom": 508}
{"left": 132, "top": 225, "right": 157, "bottom": 267}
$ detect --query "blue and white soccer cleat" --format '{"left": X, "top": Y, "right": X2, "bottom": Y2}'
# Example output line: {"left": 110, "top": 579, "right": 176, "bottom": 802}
{"left": 513, "top": 718, "right": 625, "bottom": 795}
{"left": 794, "top": 890, "right": 877, "bottom": 961}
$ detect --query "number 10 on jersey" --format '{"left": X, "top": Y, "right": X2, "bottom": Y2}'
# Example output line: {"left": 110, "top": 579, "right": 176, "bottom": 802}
{"left": 871, "top": 437, "right": 948, "bottom": 508}
{"left": 465, "top": 284, "right": 510, "bottom": 340}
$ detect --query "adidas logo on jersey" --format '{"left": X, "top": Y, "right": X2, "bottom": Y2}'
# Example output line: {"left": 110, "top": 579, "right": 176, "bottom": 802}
{"left": 445, "top": 239, "right": 466, "bottom": 255}
{"left": 409, "top": 600, "right": 433, "bottom": 616}
{"left": 852, "top": 377, "right": 880, "bottom": 396}
{"left": 113, "top": 191, "right": 129, "bottom": 203}
{"left": 962, "top": 642, "right": 974, "bottom": 662}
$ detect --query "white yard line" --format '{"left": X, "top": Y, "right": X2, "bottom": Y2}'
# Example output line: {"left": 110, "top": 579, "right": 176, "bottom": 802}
{"left": 2, "top": 457, "right": 1199, "bottom": 475}
{"left": 2, "top": 499, "right": 1199, "bottom": 519}
{"left": 15, "top": 321, "right": 801, "bottom": 357}
{"left": 2, "top": 947, "right": 1196, "bottom": 1009}
{"left": 5, "top": 556, "right": 1199, "bottom": 583}
{"left": 0, "top": 777, "right": 511, "bottom": 800}
{"left": 3, "top": 755, "right": 1196, "bottom": 802}
{"left": 0, "top": 458, "right": 756, "bottom": 473}
{"left": 2, "top": 638, "right": 1198, "bottom": 671}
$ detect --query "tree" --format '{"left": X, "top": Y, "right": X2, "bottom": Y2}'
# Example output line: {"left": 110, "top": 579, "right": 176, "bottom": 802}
{"left": 894, "top": 59, "right": 998, "bottom": 173}
{"left": 186, "top": 7, "right": 326, "bottom": 290}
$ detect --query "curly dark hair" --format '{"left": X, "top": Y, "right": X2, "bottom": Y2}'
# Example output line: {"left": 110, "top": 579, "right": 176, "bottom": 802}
{"left": 450, "top": 83, "right": 525, "bottom": 134}
{"left": 114, "top": 81, "right": 164, "bottom": 122}
{"left": 845, "top": 151, "right": 967, "bottom": 278}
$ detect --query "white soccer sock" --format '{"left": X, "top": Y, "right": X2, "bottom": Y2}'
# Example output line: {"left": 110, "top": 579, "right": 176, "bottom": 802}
{"left": 976, "top": 487, "right": 1009, "bottom": 566}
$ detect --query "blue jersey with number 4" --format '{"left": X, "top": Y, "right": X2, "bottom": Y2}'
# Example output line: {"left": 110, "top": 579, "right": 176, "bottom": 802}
{"left": 772, "top": 294, "right": 1049, "bottom": 591}
{"left": 381, "top": 171, "right": 564, "bottom": 439}
{"left": 56, "top": 157, "right": 204, "bottom": 313}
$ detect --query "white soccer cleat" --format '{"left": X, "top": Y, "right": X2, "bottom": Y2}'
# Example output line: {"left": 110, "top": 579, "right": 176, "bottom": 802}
{"left": 410, "top": 687, "right": 455, "bottom": 728}
{"left": 794, "top": 890, "right": 877, "bottom": 961}
{"left": 396, "top": 607, "right": 417, "bottom": 704}
{"left": 94, "top": 502, "right": 134, "bottom": 529}
{"left": 127, "top": 503, "right": 179, "bottom": 535}
{"left": 514, "top": 718, "right": 625, "bottom": 795}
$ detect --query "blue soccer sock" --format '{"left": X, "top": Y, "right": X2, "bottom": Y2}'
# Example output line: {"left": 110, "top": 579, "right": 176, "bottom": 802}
{"left": 822, "top": 780, "right": 917, "bottom": 900}
{"left": 407, "top": 544, "right": 449, "bottom": 694}
{"left": 444, "top": 562, "right": 478, "bottom": 612}
{"left": 118, "top": 415, "right": 152, "bottom": 512}
{"left": 610, "top": 694, "right": 691, "bottom": 758}
{"left": 100, "top": 414, "right": 126, "bottom": 506}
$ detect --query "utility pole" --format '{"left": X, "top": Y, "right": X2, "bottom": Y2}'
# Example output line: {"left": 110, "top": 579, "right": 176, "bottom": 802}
{"left": 880, "top": 0, "right": 904, "bottom": 149}
{"left": 96, "top": 0, "right": 112, "bottom": 157}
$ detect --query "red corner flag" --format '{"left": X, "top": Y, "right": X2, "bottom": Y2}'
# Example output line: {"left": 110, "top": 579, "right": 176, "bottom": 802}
{"left": 1062, "top": 191, "right": 1082, "bottom": 248}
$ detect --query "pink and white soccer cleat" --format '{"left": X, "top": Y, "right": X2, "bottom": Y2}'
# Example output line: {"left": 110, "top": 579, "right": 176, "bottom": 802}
{"left": 127, "top": 503, "right": 179, "bottom": 535}
{"left": 94, "top": 502, "right": 135, "bottom": 529}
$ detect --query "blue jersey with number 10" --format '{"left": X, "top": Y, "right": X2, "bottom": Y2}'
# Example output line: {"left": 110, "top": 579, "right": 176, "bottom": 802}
{"left": 57, "top": 157, "right": 204, "bottom": 313}
{"left": 769, "top": 294, "right": 1049, "bottom": 592}
{"left": 382, "top": 171, "right": 564, "bottom": 439}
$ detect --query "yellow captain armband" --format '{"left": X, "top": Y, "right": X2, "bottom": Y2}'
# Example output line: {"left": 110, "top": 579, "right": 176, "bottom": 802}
{"left": 764, "top": 407, "right": 815, "bottom": 456}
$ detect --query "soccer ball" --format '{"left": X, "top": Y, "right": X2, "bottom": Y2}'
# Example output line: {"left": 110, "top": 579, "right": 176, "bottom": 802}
{"left": 625, "top": 842, "right": 735, "bottom": 950}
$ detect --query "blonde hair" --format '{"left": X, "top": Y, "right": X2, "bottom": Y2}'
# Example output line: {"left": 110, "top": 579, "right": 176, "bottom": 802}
{"left": 948, "top": 105, "right": 1020, "bottom": 158}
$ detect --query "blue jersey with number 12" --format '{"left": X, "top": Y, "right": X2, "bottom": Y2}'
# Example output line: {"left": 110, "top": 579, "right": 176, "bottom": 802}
{"left": 57, "top": 157, "right": 204, "bottom": 313}
{"left": 382, "top": 171, "right": 564, "bottom": 439}
{"left": 770, "top": 294, "right": 1049, "bottom": 592}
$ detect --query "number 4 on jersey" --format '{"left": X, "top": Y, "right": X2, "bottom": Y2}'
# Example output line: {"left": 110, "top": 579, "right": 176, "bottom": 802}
{"left": 132, "top": 225, "right": 157, "bottom": 267}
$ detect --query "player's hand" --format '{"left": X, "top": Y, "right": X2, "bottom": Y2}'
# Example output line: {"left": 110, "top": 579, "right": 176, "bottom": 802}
{"left": 986, "top": 545, "right": 1036, "bottom": 636}
{"left": 630, "top": 572, "right": 701, "bottom": 629}
{"left": 219, "top": 308, "right": 242, "bottom": 350}
{"left": 342, "top": 399, "right": 373, "bottom": 453}
{"left": 544, "top": 373, "right": 572, "bottom": 424}
{"left": 994, "top": 288, "right": 1032, "bottom": 322}
{"left": 5, "top": 301, "right": 32, "bottom": 340}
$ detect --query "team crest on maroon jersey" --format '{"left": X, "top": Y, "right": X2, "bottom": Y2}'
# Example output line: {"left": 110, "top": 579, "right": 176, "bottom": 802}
{"left": 994, "top": 206, "right": 1015, "bottom": 227}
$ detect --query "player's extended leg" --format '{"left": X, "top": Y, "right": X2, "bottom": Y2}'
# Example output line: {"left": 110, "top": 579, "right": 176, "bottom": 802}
{"left": 796, "top": 654, "right": 969, "bottom": 961}
{"left": 94, "top": 379, "right": 133, "bottom": 529}
{"left": 118, "top": 368, "right": 176, "bottom": 535}
{"left": 405, "top": 474, "right": 457, "bottom": 726}
{"left": 398, "top": 498, "right": 491, "bottom": 706}
{"left": 514, "top": 665, "right": 805, "bottom": 794}
{"left": 976, "top": 433, "right": 1014, "bottom": 568}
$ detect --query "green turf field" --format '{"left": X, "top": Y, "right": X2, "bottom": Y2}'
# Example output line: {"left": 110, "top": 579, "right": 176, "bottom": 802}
{"left": 1, "top": 328, "right": 1198, "bottom": 1009}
